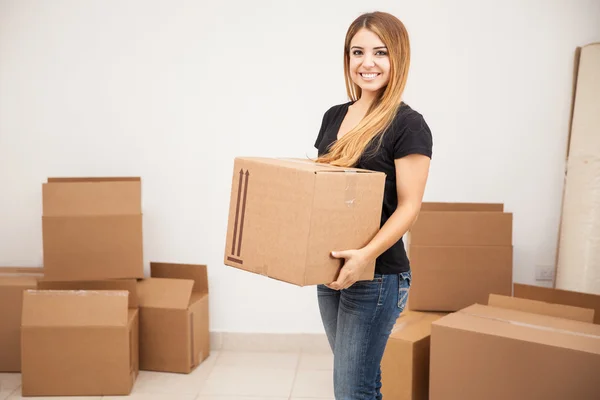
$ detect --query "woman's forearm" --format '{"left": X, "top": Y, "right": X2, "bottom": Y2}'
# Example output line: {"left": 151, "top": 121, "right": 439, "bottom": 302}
{"left": 362, "top": 202, "right": 421, "bottom": 261}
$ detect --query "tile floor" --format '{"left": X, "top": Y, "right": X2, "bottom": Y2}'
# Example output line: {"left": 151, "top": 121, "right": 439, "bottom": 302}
{"left": 0, "top": 350, "right": 335, "bottom": 400}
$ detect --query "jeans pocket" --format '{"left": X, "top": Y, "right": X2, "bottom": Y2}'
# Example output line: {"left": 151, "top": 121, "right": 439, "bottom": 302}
{"left": 397, "top": 271, "right": 411, "bottom": 310}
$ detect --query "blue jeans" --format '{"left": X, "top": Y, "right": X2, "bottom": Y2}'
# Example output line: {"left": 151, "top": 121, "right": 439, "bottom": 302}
{"left": 317, "top": 271, "right": 411, "bottom": 400}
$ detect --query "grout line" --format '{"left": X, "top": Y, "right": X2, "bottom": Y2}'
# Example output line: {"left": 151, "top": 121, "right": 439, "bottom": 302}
{"left": 287, "top": 349, "right": 303, "bottom": 400}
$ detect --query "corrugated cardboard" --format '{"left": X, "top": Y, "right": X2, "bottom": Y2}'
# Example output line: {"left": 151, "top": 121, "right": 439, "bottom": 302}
{"left": 380, "top": 310, "right": 447, "bottom": 400}
{"left": 224, "top": 157, "right": 386, "bottom": 286}
{"left": 488, "top": 293, "right": 595, "bottom": 323}
{"left": 514, "top": 283, "right": 600, "bottom": 324}
{"left": 408, "top": 210, "right": 512, "bottom": 246}
{"left": 37, "top": 278, "right": 139, "bottom": 308}
{"left": 407, "top": 245, "right": 512, "bottom": 311}
{"left": 21, "top": 290, "right": 139, "bottom": 396}
{"left": 554, "top": 43, "right": 600, "bottom": 293}
{"left": 137, "top": 262, "right": 209, "bottom": 373}
{"left": 0, "top": 267, "right": 43, "bottom": 372}
{"left": 406, "top": 202, "right": 513, "bottom": 312}
{"left": 42, "top": 177, "right": 144, "bottom": 281}
{"left": 430, "top": 304, "right": 600, "bottom": 399}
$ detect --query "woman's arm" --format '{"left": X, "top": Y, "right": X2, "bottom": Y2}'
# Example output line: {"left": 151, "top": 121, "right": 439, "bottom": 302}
{"left": 326, "top": 153, "right": 431, "bottom": 290}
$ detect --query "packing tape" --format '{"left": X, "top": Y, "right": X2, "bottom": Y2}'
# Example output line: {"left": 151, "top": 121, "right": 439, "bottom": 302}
{"left": 462, "top": 311, "right": 600, "bottom": 340}
{"left": 345, "top": 170, "right": 357, "bottom": 208}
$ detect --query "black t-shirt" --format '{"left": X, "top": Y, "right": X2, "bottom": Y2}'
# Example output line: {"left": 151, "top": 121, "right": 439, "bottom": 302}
{"left": 314, "top": 101, "right": 433, "bottom": 274}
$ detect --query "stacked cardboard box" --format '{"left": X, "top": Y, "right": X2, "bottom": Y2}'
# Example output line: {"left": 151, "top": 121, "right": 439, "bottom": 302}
{"left": 406, "top": 202, "right": 513, "bottom": 312}
{"left": 0, "top": 267, "right": 44, "bottom": 372}
{"left": 429, "top": 294, "right": 600, "bottom": 399}
{"left": 14, "top": 176, "right": 211, "bottom": 397}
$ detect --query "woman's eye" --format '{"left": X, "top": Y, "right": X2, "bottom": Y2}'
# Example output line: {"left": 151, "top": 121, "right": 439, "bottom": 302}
{"left": 376, "top": 51, "right": 388, "bottom": 56}
{"left": 352, "top": 50, "right": 363, "bottom": 56}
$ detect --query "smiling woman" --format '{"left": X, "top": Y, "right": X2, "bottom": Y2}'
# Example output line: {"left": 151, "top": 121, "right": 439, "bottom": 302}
{"left": 313, "top": 11, "right": 433, "bottom": 400}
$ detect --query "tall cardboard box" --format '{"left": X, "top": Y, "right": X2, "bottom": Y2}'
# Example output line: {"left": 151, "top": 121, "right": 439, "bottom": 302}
{"left": 514, "top": 283, "right": 600, "bottom": 324}
{"left": 21, "top": 289, "right": 139, "bottom": 396}
{"left": 224, "top": 157, "right": 385, "bottom": 286}
{"left": 407, "top": 202, "right": 513, "bottom": 311}
{"left": 0, "top": 267, "right": 43, "bottom": 372}
{"left": 42, "top": 177, "right": 144, "bottom": 281}
{"left": 137, "top": 262, "right": 210, "bottom": 373}
{"left": 380, "top": 310, "right": 446, "bottom": 400}
{"left": 429, "top": 304, "right": 600, "bottom": 399}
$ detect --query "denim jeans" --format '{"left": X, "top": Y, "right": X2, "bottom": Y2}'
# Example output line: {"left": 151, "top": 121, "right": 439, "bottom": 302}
{"left": 317, "top": 271, "right": 411, "bottom": 400}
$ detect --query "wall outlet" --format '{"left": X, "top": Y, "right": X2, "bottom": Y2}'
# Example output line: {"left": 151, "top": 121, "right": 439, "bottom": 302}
{"left": 535, "top": 265, "right": 555, "bottom": 281}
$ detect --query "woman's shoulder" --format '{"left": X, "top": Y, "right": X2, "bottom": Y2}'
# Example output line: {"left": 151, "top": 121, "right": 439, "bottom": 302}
{"left": 389, "top": 102, "right": 431, "bottom": 136}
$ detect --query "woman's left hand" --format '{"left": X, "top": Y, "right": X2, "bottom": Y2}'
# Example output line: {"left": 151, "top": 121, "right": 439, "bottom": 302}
{"left": 325, "top": 249, "right": 373, "bottom": 290}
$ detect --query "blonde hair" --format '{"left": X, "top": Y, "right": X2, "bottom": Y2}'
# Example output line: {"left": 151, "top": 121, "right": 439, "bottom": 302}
{"left": 317, "top": 12, "right": 411, "bottom": 167}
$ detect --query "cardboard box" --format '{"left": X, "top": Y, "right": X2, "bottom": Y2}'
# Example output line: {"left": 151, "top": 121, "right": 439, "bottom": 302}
{"left": 408, "top": 202, "right": 512, "bottom": 246}
{"left": 137, "top": 262, "right": 209, "bottom": 373}
{"left": 488, "top": 293, "right": 595, "bottom": 323}
{"left": 430, "top": 304, "right": 600, "bottom": 399}
{"left": 380, "top": 310, "right": 446, "bottom": 400}
{"left": 407, "top": 245, "right": 512, "bottom": 311}
{"left": 514, "top": 283, "right": 600, "bottom": 324}
{"left": 0, "top": 267, "right": 43, "bottom": 372}
{"left": 406, "top": 202, "right": 513, "bottom": 311}
{"left": 21, "top": 289, "right": 139, "bottom": 396}
{"left": 42, "top": 177, "right": 144, "bottom": 281}
{"left": 224, "top": 157, "right": 386, "bottom": 286}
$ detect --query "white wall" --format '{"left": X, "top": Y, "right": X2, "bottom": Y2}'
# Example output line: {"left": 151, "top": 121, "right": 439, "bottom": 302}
{"left": 1, "top": 0, "right": 599, "bottom": 333}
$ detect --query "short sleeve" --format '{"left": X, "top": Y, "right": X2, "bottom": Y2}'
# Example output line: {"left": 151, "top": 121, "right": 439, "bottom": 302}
{"left": 392, "top": 111, "right": 433, "bottom": 160}
{"left": 314, "top": 108, "right": 331, "bottom": 149}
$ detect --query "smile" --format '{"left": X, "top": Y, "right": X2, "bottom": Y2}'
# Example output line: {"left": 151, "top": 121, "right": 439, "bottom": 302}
{"left": 360, "top": 73, "right": 380, "bottom": 80}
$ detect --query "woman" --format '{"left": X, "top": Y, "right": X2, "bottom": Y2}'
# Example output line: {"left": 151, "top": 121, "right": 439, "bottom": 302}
{"left": 314, "top": 11, "right": 433, "bottom": 400}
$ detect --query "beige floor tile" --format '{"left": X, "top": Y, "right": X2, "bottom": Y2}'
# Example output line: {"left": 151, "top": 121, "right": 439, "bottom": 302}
{"left": 0, "top": 374, "right": 20, "bottom": 391}
{"left": 0, "top": 388, "right": 16, "bottom": 400}
{"left": 291, "top": 369, "right": 334, "bottom": 399}
{"left": 215, "top": 351, "right": 299, "bottom": 369}
{"left": 105, "top": 394, "right": 197, "bottom": 400}
{"left": 197, "top": 397, "right": 288, "bottom": 400}
{"left": 298, "top": 352, "right": 333, "bottom": 370}
{"left": 131, "top": 350, "right": 219, "bottom": 395}
{"left": 7, "top": 391, "right": 100, "bottom": 399}
{"left": 199, "top": 365, "right": 296, "bottom": 397}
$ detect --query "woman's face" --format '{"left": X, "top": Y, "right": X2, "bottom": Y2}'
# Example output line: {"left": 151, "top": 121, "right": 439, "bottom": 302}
{"left": 348, "top": 28, "right": 391, "bottom": 95}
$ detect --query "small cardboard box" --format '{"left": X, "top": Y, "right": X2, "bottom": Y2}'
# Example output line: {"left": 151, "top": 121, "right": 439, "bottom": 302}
{"left": 429, "top": 304, "right": 600, "bottom": 399}
{"left": 224, "top": 157, "right": 385, "bottom": 286}
{"left": 514, "top": 283, "right": 600, "bottom": 324}
{"left": 0, "top": 267, "right": 43, "bottom": 372}
{"left": 21, "top": 289, "right": 139, "bottom": 397}
{"left": 42, "top": 177, "right": 144, "bottom": 281}
{"left": 380, "top": 310, "right": 447, "bottom": 400}
{"left": 407, "top": 202, "right": 513, "bottom": 312}
{"left": 488, "top": 293, "right": 595, "bottom": 323}
{"left": 137, "top": 262, "right": 209, "bottom": 373}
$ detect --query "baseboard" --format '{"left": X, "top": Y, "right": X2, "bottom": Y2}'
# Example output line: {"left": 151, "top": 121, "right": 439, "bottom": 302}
{"left": 210, "top": 331, "right": 331, "bottom": 353}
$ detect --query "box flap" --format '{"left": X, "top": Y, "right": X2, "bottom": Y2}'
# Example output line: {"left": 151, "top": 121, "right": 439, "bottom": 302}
{"left": 150, "top": 262, "right": 208, "bottom": 294}
{"left": 47, "top": 177, "right": 141, "bottom": 183}
{"left": 514, "top": 283, "right": 600, "bottom": 324}
{"left": 22, "top": 290, "right": 128, "bottom": 327}
{"left": 420, "top": 202, "right": 504, "bottom": 212}
{"left": 43, "top": 178, "right": 141, "bottom": 216}
{"left": 488, "top": 293, "right": 595, "bottom": 323}
{"left": 236, "top": 156, "right": 380, "bottom": 174}
{"left": 0, "top": 267, "right": 44, "bottom": 277}
{"left": 390, "top": 310, "right": 447, "bottom": 342}
{"left": 37, "top": 279, "right": 139, "bottom": 308}
{"left": 136, "top": 278, "right": 194, "bottom": 309}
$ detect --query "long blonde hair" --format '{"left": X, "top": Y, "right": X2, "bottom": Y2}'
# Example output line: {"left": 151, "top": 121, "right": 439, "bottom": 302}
{"left": 317, "top": 12, "right": 411, "bottom": 167}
